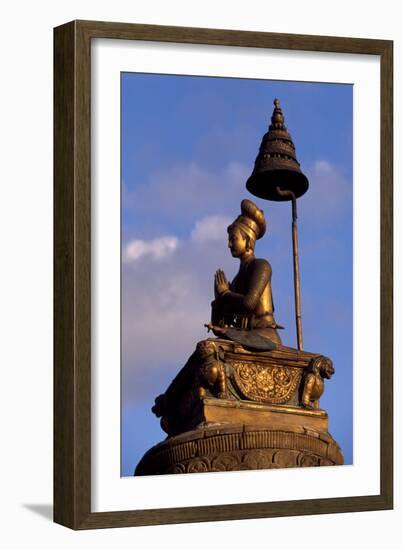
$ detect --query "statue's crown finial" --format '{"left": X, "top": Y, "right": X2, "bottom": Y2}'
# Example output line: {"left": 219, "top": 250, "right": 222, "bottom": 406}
{"left": 270, "top": 97, "right": 285, "bottom": 129}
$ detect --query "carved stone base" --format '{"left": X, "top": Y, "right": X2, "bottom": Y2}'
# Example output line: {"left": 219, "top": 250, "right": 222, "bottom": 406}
{"left": 139, "top": 338, "right": 344, "bottom": 475}
{"left": 152, "top": 338, "right": 336, "bottom": 437}
{"left": 135, "top": 419, "right": 344, "bottom": 476}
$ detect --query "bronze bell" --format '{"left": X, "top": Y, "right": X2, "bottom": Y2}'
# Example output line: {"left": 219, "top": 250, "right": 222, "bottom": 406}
{"left": 246, "top": 99, "right": 309, "bottom": 201}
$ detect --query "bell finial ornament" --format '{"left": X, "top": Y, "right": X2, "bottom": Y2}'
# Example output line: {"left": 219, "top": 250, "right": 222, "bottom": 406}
{"left": 246, "top": 98, "right": 309, "bottom": 201}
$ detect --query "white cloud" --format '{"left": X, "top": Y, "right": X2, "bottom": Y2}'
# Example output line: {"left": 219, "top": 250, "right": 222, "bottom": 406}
{"left": 313, "top": 160, "right": 332, "bottom": 173}
{"left": 121, "top": 217, "right": 236, "bottom": 401}
{"left": 191, "top": 215, "right": 232, "bottom": 243}
{"left": 123, "top": 236, "right": 179, "bottom": 262}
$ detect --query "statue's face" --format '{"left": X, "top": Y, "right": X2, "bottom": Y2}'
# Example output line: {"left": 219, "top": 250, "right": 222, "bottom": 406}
{"left": 228, "top": 227, "right": 248, "bottom": 257}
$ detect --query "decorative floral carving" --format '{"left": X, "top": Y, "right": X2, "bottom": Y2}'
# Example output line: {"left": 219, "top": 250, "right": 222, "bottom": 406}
{"left": 298, "top": 452, "right": 320, "bottom": 467}
{"left": 187, "top": 458, "right": 210, "bottom": 473}
{"left": 242, "top": 450, "right": 273, "bottom": 470}
{"left": 211, "top": 454, "right": 239, "bottom": 471}
{"left": 135, "top": 425, "right": 343, "bottom": 475}
{"left": 232, "top": 362, "right": 302, "bottom": 403}
{"left": 273, "top": 450, "right": 299, "bottom": 468}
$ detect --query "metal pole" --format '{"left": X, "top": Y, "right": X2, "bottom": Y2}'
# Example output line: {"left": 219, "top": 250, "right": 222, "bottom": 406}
{"left": 276, "top": 187, "right": 303, "bottom": 350}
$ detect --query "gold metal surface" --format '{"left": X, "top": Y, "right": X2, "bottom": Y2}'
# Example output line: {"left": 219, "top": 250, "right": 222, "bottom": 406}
{"left": 301, "top": 356, "right": 335, "bottom": 409}
{"left": 232, "top": 362, "right": 303, "bottom": 403}
{"left": 151, "top": 337, "right": 334, "bottom": 437}
{"left": 200, "top": 397, "right": 329, "bottom": 432}
{"left": 211, "top": 199, "right": 282, "bottom": 345}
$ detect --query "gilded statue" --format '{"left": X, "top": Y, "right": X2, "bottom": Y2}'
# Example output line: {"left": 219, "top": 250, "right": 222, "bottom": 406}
{"left": 136, "top": 100, "right": 345, "bottom": 476}
{"left": 208, "top": 199, "right": 283, "bottom": 348}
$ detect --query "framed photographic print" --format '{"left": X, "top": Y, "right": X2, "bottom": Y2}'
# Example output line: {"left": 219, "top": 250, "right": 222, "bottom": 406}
{"left": 54, "top": 20, "right": 393, "bottom": 529}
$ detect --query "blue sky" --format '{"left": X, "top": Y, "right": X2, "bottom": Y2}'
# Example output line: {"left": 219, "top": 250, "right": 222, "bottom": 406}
{"left": 121, "top": 72, "right": 353, "bottom": 476}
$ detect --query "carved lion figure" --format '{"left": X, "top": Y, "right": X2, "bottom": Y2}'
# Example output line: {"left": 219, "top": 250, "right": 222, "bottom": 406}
{"left": 196, "top": 340, "right": 228, "bottom": 399}
{"left": 301, "top": 355, "right": 334, "bottom": 409}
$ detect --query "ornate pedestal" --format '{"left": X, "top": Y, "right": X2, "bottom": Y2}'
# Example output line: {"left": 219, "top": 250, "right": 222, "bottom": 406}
{"left": 135, "top": 338, "right": 344, "bottom": 475}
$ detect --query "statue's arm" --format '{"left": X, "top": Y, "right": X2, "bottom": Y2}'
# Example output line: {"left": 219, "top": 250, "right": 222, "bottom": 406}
{"left": 219, "top": 259, "right": 270, "bottom": 313}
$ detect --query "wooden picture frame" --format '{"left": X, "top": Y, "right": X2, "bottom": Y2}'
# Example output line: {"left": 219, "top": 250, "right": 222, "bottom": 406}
{"left": 54, "top": 19, "right": 393, "bottom": 529}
